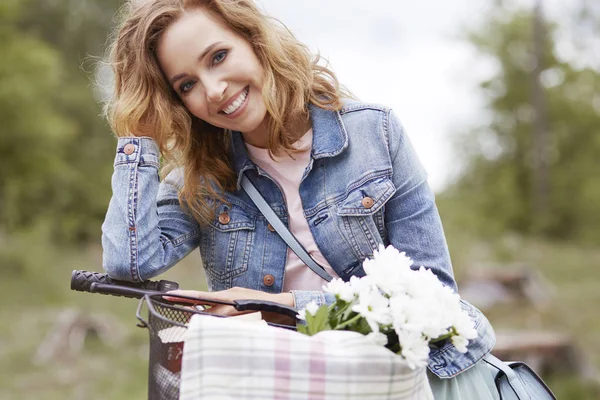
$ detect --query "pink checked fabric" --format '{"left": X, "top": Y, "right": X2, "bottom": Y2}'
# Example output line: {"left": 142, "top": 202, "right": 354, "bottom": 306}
{"left": 179, "top": 315, "right": 433, "bottom": 400}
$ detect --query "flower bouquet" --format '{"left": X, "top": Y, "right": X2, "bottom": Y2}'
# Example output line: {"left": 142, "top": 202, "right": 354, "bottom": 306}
{"left": 297, "top": 244, "right": 477, "bottom": 370}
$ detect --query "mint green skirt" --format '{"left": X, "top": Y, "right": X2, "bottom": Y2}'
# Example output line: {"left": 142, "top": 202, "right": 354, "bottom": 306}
{"left": 428, "top": 360, "right": 500, "bottom": 400}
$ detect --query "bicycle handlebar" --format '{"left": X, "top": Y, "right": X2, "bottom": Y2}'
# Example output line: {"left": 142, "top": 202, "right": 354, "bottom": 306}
{"left": 70, "top": 270, "right": 179, "bottom": 299}
{"left": 70, "top": 270, "right": 298, "bottom": 320}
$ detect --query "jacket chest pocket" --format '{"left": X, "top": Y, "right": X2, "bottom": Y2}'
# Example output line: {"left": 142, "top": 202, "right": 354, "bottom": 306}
{"left": 335, "top": 176, "right": 395, "bottom": 260}
{"left": 200, "top": 203, "right": 255, "bottom": 289}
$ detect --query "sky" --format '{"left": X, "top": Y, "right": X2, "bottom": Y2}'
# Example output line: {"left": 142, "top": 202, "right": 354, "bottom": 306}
{"left": 256, "top": 0, "right": 575, "bottom": 191}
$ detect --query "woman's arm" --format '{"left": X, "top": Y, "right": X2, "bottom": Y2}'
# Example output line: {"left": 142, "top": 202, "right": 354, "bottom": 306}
{"left": 101, "top": 137, "right": 201, "bottom": 282}
{"left": 165, "top": 287, "right": 296, "bottom": 325}
{"left": 382, "top": 110, "right": 456, "bottom": 290}
{"left": 383, "top": 110, "right": 496, "bottom": 377}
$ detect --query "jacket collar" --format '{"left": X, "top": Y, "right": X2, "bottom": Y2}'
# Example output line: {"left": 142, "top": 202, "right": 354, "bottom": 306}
{"left": 230, "top": 104, "right": 349, "bottom": 189}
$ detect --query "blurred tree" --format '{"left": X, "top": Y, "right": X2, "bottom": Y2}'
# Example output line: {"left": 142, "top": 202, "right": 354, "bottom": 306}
{"left": 18, "top": 0, "right": 127, "bottom": 243}
{"left": 0, "top": 0, "right": 75, "bottom": 236}
{"left": 0, "top": 0, "right": 125, "bottom": 243}
{"left": 440, "top": 3, "right": 600, "bottom": 243}
{"left": 571, "top": 0, "right": 600, "bottom": 69}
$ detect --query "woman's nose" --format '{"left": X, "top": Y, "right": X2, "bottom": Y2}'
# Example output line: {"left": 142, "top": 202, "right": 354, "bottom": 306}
{"left": 205, "top": 79, "right": 228, "bottom": 103}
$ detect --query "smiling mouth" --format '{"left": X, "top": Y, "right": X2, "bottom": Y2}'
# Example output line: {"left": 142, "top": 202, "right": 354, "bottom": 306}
{"left": 220, "top": 86, "right": 250, "bottom": 115}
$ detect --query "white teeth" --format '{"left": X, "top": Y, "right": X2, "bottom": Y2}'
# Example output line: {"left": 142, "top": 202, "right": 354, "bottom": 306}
{"left": 223, "top": 88, "right": 248, "bottom": 115}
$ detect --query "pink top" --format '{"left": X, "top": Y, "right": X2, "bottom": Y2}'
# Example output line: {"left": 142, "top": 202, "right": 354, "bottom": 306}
{"left": 245, "top": 129, "right": 340, "bottom": 291}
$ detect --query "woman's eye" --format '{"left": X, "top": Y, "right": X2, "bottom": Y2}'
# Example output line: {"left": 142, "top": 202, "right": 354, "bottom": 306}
{"left": 179, "top": 80, "right": 196, "bottom": 94}
{"left": 212, "top": 50, "right": 227, "bottom": 65}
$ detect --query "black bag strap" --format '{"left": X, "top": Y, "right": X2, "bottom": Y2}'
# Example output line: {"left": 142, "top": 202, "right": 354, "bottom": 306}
{"left": 240, "top": 174, "right": 333, "bottom": 282}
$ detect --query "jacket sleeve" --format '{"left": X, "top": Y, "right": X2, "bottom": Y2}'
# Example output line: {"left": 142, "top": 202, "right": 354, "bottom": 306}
{"left": 383, "top": 110, "right": 496, "bottom": 378}
{"left": 290, "top": 290, "right": 337, "bottom": 312}
{"left": 101, "top": 137, "right": 202, "bottom": 282}
{"left": 382, "top": 110, "right": 456, "bottom": 290}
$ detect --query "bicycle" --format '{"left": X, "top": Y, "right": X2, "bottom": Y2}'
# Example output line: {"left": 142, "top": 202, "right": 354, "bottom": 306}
{"left": 70, "top": 270, "right": 298, "bottom": 400}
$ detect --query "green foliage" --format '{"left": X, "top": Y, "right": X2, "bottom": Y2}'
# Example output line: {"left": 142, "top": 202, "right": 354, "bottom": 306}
{"left": 546, "top": 374, "right": 600, "bottom": 400}
{"left": 440, "top": 6, "right": 600, "bottom": 244}
{"left": 297, "top": 300, "right": 367, "bottom": 337}
{"left": 297, "top": 305, "right": 332, "bottom": 336}
{"left": 0, "top": 0, "right": 124, "bottom": 243}
{"left": 0, "top": 3, "right": 74, "bottom": 231}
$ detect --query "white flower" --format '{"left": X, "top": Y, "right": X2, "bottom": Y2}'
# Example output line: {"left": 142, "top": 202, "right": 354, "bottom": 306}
{"left": 323, "top": 278, "right": 355, "bottom": 302}
{"left": 396, "top": 328, "right": 431, "bottom": 370}
{"left": 297, "top": 300, "right": 320, "bottom": 321}
{"left": 298, "top": 244, "right": 479, "bottom": 370}
{"left": 453, "top": 307, "right": 478, "bottom": 341}
{"left": 305, "top": 301, "right": 320, "bottom": 316}
{"left": 349, "top": 275, "right": 372, "bottom": 295}
{"left": 451, "top": 335, "right": 470, "bottom": 353}
{"left": 296, "top": 309, "right": 306, "bottom": 320}
{"left": 363, "top": 244, "right": 414, "bottom": 295}
{"left": 351, "top": 286, "right": 391, "bottom": 333}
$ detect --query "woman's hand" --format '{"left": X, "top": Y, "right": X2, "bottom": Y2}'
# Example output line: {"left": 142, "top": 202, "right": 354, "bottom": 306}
{"left": 164, "top": 287, "right": 296, "bottom": 325}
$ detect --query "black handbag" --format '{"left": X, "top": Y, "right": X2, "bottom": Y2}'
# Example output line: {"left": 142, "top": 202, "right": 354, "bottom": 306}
{"left": 484, "top": 354, "right": 556, "bottom": 399}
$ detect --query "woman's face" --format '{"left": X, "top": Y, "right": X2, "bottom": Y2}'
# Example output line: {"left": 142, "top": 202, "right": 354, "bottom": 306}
{"left": 157, "top": 9, "right": 268, "bottom": 137}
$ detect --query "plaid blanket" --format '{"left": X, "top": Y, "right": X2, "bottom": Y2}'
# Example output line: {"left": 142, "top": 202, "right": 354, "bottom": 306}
{"left": 179, "top": 315, "right": 433, "bottom": 400}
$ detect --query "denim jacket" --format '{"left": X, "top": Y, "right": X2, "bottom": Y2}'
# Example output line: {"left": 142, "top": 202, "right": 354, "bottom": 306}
{"left": 101, "top": 100, "right": 495, "bottom": 378}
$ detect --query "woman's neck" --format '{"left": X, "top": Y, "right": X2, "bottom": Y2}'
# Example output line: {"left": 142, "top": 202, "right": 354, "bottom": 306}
{"left": 241, "top": 113, "right": 311, "bottom": 149}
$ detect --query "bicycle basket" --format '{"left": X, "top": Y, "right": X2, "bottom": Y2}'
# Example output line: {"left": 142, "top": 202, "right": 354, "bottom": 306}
{"left": 136, "top": 294, "right": 212, "bottom": 400}
{"left": 136, "top": 293, "right": 299, "bottom": 400}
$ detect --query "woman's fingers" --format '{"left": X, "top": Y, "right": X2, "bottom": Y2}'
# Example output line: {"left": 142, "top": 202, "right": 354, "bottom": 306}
{"left": 161, "top": 295, "right": 199, "bottom": 304}
{"left": 163, "top": 289, "right": 230, "bottom": 305}
{"left": 163, "top": 289, "right": 245, "bottom": 316}
{"left": 164, "top": 289, "right": 203, "bottom": 301}
{"left": 164, "top": 287, "right": 259, "bottom": 304}
{"left": 201, "top": 304, "right": 250, "bottom": 317}
{"left": 162, "top": 287, "right": 295, "bottom": 323}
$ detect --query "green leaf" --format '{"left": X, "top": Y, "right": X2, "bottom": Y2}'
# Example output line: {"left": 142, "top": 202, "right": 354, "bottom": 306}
{"left": 328, "top": 302, "right": 351, "bottom": 329}
{"left": 356, "top": 317, "right": 375, "bottom": 335}
{"left": 296, "top": 323, "right": 308, "bottom": 335}
{"left": 334, "top": 312, "right": 364, "bottom": 331}
{"left": 304, "top": 305, "right": 332, "bottom": 336}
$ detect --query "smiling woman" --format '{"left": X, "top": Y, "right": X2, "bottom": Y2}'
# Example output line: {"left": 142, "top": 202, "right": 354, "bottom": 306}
{"left": 105, "top": 0, "right": 345, "bottom": 225}
{"left": 100, "top": 0, "right": 499, "bottom": 398}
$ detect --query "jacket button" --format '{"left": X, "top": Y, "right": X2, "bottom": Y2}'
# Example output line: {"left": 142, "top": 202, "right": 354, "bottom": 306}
{"left": 263, "top": 274, "right": 275, "bottom": 286}
{"left": 123, "top": 144, "right": 136, "bottom": 155}
{"left": 361, "top": 197, "right": 374, "bottom": 209}
{"left": 267, "top": 223, "right": 275, "bottom": 232}
{"left": 218, "top": 212, "right": 230, "bottom": 224}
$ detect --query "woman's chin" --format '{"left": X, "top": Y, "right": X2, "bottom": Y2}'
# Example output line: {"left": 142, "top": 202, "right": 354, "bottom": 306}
{"left": 234, "top": 110, "right": 268, "bottom": 135}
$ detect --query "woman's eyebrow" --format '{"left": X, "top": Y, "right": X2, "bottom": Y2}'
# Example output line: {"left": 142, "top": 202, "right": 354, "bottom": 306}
{"left": 169, "top": 41, "right": 224, "bottom": 86}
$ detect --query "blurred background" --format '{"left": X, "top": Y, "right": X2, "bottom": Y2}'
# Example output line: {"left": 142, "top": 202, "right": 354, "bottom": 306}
{"left": 1, "top": 0, "right": 599, "bottom": 398}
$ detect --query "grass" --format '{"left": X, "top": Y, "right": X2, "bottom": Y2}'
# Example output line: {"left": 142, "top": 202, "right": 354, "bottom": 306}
{"left": 444, "top": 225, "right": 600, "bottom": 399}
{"left": 449, "top": 234, "right": 600, "bottom": 367}
{"left": 0, "top": 230, "right": 205, "bottom": 400}
{"left": 0, "top": 227, "right": 599, "bottom": 399}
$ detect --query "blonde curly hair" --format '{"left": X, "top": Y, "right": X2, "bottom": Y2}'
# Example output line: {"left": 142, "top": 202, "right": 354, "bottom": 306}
{"left": 104, "top": 0, "right": 349, "bottom": 224}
